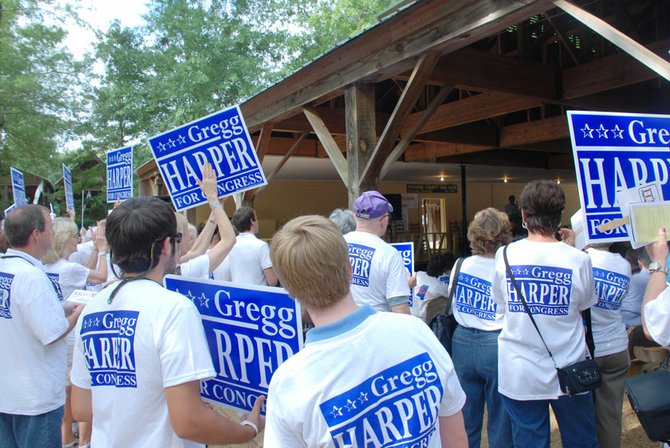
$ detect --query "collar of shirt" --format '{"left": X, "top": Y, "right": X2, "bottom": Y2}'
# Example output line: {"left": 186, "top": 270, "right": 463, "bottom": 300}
{"left": 4, "top": 248, "right": 45, "bottom": 271}
{"left": 305, "top": 305, "right": 377, "bottom": 344}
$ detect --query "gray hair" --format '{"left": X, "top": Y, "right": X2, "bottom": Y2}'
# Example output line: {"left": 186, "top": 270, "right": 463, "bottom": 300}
{"left": 329, "top": 208, "right": 356, "bottom": 234}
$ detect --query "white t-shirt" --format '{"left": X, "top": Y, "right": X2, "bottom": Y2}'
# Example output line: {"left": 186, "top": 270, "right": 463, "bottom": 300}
{"left": 451, "top": 256, "right": 504, "bottom": 331}
{"left": 644, "top": 287, "right": 670, "bottom": 347}
{"left": 68, "top": 241, "right": 95, "bottom": 265}
{"left": 492, "top": 240, "right": 596, "bottom": 400}
{"left": 586, "top": 248, "right": 631, "bottom": 357}
{"left": 410, "top": 271, "right": 450, "bottom": 320}
{"left": 220, "top": 233, "right": 272, "bottom": 286}
{"left": 343, "top": 231, "right": 410, "bottom": 311}
{"left": 0, "top": 249, "right": 69, "bottom": 415}
{"left": 71, "top": 279, "right": 215, "bottom": 447}
{"left": 179, "top": 254, "right": 211, "bottom": 279}
{"left": 264, "top": 306, "right": 466, "bottom": 447}
{"left": 46, "top": 258, "right": 90, "bottom": 345}
{"left": 621, "top": 269, "right": 650, "bottom": 327}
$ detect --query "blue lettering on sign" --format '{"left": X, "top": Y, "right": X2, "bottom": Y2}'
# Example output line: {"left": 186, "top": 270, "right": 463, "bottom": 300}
{"left": 506, "top": 265, "right": 572, "bottom": 315}
{"left": 80, "top": 311, "right": 139, "bottom": 388}
{"left": 454, "top": 272, "right": 496, "bottom": 320}
{"left": 63, "top": 164, "right": 75, "bottom": 213}
{"left": 593, "top": 268, "right": 629, "bottom": 311}
{"left": 148, "top": 106, "right": 267, "bottom": 211}
{"left": 568, "top": 111, "right": 670, "bottom": 243}
{"left": 438, "top": 274, "right": 449, "bottom": 286}
{"left": 348, "top": 244, "right": 375, "bottom": 287}
{"left": 164, "top": 275, "right": 302, "bottom": 414}
{"left": 0, "top": 273, "right": 14, "bottom": 319}
{"left": 107, "top": 147, "right": 133, "bottom": 203}
{"left": 46, "top": 272, "right": 64, "bottom": 302}
{"left": 320, "top": 353, "right": 442, "bottom": 447}
{"left": 391, "top": 242, "right": 413, "bottom": 274}
{"left": 10, "top": 167, "right": 27, "bottom": 205}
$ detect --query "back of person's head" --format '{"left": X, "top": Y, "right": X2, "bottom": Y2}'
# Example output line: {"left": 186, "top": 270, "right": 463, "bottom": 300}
{"left": 271, "top": 215, "right": 350, "bottom": 309}
{"left": 442, "top": 252, "right": 456, "bottom": 272}
{"left": 232, "top": 207, "right": 256, "bottom": 233}
{"left": 5, "top": 205, "right": 47, "bottom": 248}
{"left": 426, "top": 254, "right": 446, "bottom": 277}
{"left": 42, "top": 218, "right": 78, "bottom": 264}
{"left": 633, "top": 246, "right": 651, "bottom": 271}
{"left": 519, "top": 180, "right": 565, "bottom": 237}
{"left": 106, "top": 197, "right": 177, "bottom": 274}
{"left": 329, "top": 208, "right": 356, "bottom": 234}
{"left": 468, "top": 207, "right": 512, "bottom": 255}
{"left": 508, "top": 195, "right": 515, "bottom": 203}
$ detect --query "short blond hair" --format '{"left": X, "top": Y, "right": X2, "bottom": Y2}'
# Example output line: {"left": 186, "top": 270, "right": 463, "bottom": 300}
{"left": 467, "top": 207, "right": 512, "bottom": 255}
{"left": 42, "top": 218, "right": 78, "bottom": 264}
{"left": 270, "top": 215, "right": 350, "bottom": 309}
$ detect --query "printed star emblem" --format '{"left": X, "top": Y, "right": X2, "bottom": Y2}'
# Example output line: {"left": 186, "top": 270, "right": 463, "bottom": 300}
{"left": 596, "top": 124, "right": 609, "bottom": 139}
{"left": 344, "top": 399, "right": 357, "bottom": 412}
{"left": 185, "top": 290, "right": 196, "bottom": 302}
{"left": 168, "top": 138, "right": 176, "bottom": 148}
{"left": 94, "top": 317, "right": 100, "bottom": 326}
{"left": 330, "top": 406, "right": 343, "bottom": 418}
{"left": 611, "top": 124, "right": 624, "bottom": 139}
{"left": 523, "top": 269, "right": 530, "bottom": 276}
{"left": 177, "top": 134, "right": 186, "bottom": 144}
{"left": 158, "top": 142, "right": 166, "bottom": 152}
{"left": 198, "top": 293, "right": 210, "bottom": 308}
{"left": 357, "top": 392, "right": 368, "bottom": 405}
{"left": 581, "top": 124, "right": 594, "bottom": 138}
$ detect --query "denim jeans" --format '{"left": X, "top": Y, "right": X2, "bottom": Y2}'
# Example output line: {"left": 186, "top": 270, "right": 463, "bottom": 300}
{"left": 451, "top": 325, "right": 512, "bottom": 448}
{"left": 0, "top": 406, "right": 63, "bottom": 448}
{"left": 502, "top": 393, "right": 599, "bottom": 448}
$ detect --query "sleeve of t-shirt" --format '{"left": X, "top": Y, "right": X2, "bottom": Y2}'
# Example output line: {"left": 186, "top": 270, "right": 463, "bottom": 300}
{"left": 65, "top": 262, "right": 91, "bottom": 291}
{"left": 70, "top": 316, "right": 91, "bottom": 389}
{"left": 263, "top": 377, "right": 305, "bottom": 448}
{"left": 385, "top": 250, "right": 411, "bottom": 302}
{"left": 578, "top": 254, "right": 597, "bottom": 311}
{"left": 644, "top": 289, "right": 670, "bottom": 347}
{"left": 491, "top": 248, "right": 507, "bottom": 314}
{"left": 16, "top": 270, "right": 68, "bottom": 345}
{"left": 259, "top": 242, "right": 273, "bottom": 270}
{"left": 179, "top": 254, "right": 210, "bottom": 280}
{"left": 158, "top": 299, "right": 216, "bottom": 388}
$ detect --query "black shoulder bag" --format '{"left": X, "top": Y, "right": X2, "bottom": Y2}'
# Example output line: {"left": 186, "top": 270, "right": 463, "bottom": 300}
{"left": 429, "top": 257, "right": 463, "bottom": 355}
{"left": 503, "top": 245, "right": 602, "bottom": 395}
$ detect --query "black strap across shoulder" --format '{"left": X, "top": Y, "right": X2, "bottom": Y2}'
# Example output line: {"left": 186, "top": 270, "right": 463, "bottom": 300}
{"left": 445, "top": 257, "right": 464, "bottom": 316}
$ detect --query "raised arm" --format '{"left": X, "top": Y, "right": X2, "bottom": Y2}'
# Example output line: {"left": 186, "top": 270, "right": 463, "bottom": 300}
{"left": 198, "top": 163, "right": 236, "bottom": 271}
{"left": 86, "top": 220, "right": 109, "bottom": 284}
{"left": 642, "top": 227, "right": 669, "bottom": 339}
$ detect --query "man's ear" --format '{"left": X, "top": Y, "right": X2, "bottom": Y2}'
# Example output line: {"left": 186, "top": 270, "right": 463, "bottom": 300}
{"left": 160, "top": 236, "right": 172, "bottom": 258}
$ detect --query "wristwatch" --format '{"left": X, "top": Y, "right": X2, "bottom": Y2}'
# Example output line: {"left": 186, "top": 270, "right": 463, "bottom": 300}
{"left": 649, "top": 262, "right": 668, "bottom": 274}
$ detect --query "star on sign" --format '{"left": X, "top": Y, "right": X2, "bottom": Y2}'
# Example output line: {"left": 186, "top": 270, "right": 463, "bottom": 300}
{"left": 596, "top": 124, "right": 609, "bottom": 139}
{"left": 198, "top": 293, "right": 210, "bottom": 308}
{"left": 357, "top": 392, "right": 368, "bottom": 404}
{"left": 611, "top": 124, "right": 624, "bottom": 139}
{"left": 94, "top": 317, "right": 100, "bottom": 326}
{"left": 581, "top": 124, "right": 594, "bottom": 138}
{"left": 185, "top": 290, "right": 196, "bottom": 301}
{"left": 177, "top": 135, "right": 186, "bottom": 144}
{"left": 158, "top": 142, "right": 166, "bottom": 152}
{"left": 330, "top": 406, "right": 343, "bottom": 418}
{"left": 168, "top": 138, "right": 176, "bottom": 148}
{"left": 344, "top": 399, "right": 357, "bottom": 412}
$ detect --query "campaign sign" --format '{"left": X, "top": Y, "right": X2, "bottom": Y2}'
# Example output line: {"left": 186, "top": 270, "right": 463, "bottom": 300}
{"left": 10, "top": 167, "right": 27, "bottom": 206}
{"left": 567, "top": 111, "right": 670, "bottom": 244}
{"left": 391, "top": 242, "right": 414, "bottom": 275}
{"left": 62, "top": 164, "right": 75, "bottom": 213}
{"left": 164, "top": 275, "right": 302, "bottom": 413}
{"left": 148, "top": 106, "right": 267, "bottom": 211}
{"left": 106, "top": 146, "right": 133, "bottom": 203}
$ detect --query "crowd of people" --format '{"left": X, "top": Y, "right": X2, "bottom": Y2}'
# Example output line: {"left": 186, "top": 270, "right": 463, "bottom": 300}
{"left": 0, "top": 174, "right": 668, "bottom": 448}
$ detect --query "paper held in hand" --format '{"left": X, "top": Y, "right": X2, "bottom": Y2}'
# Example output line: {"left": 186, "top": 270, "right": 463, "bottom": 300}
{"left": 628, "top": 201, "right": 670, "bottom": 246}
{"left": 66, "top": 289, "right": 98, "bottom": 305}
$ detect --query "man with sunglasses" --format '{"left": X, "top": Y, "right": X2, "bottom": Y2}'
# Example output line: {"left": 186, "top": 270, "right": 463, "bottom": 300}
{"left": 70, "top": 163, "right": 264, "bottom": 447}
{"left": 344, "top": 190, "right": 411, "bottom": 313}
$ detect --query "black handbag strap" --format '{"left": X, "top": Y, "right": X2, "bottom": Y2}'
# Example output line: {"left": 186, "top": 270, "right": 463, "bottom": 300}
{"left": 582, "top": 307, "right": 596, "bottom": 358}
{"left": 445, "top": 257, "right": 464, "bottom": 315}
{"left": 503, "top": 245, "right": 559, "bottom": 369}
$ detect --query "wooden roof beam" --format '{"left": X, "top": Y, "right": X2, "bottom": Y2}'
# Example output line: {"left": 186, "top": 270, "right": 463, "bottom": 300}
{"left": 303, "top": 106, "right": 348, "bottom": 184}
{"left": 404, "top": 141, "right": 495, "bottom": 162}
{"left": 500, "top": 115, "right": 568, "bottom": 147}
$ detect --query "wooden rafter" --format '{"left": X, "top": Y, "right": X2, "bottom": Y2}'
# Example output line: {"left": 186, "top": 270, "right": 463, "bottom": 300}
{"left": 500, "top": 115, "right": 568, "bottom": 147}
{"left": 303, "top": 106, "right": 348, "bottom": 184}
{"left": 243, "top": 123, "right": 273, "bottom": 203}
{"left": 265, "top": 133, "right": 307, "bottom": 182}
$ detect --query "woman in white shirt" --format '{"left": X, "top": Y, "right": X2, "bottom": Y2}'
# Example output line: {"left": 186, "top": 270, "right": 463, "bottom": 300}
{"left": 451, "top": 208, "right": 513, "bottom": 448}
{"left": 491, "top": 180, "right": 598, "bottom": 448}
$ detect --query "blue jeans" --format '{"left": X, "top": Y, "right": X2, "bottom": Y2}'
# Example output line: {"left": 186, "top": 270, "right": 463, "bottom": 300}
{"left": 451, "top": 325, "right": 512, "bottom": 448}
{"left": 0, "top": 406, "right": 63, "bottom": 448}
{"left": 502, "top": 393, "right": 599, "bottom": 448}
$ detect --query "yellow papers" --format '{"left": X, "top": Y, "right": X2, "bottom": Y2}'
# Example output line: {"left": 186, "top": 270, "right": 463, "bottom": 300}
{"left": 629, "top": 201, "right": 670, "bottom": 245}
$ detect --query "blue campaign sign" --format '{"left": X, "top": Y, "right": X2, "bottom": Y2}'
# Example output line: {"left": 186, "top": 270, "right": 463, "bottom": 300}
{"left": 164, "top": 275, "right": 303, "bottom": 413}
{"left": 147, "top": 105, "right": 267, "bottom": 211}
{"left": 106, "top": 146, "right": 133, "bottom": 203}
{"left": 567, "top": 111, "right": 670, "bottom": 244}
{"left": 62, "top": 164, "right": 75, "bottom": 213}
{"left": 10, "top": 167, "right": 27, "bottom": 206}
{"left": 391, "top": 242, "right": 414, "bottom": 274}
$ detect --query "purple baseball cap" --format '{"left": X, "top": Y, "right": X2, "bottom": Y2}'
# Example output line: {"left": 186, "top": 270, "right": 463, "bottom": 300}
{"left": 354, "top": 190, "right": 393, "bottom": 219}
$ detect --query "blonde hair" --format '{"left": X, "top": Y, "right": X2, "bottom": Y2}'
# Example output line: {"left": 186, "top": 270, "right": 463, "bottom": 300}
{"left": 467, "top": 208, "right": 512, "bottom": 255}
{"left": 42, "top": 218, "right": 78, "bottom": 264}
{"left": 270, "top": 215, "right": 350, "bottom": 309}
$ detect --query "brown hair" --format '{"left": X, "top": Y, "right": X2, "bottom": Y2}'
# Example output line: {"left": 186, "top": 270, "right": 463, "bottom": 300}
{"left": 467, "top": 208, "right": 512, "bottom": 255}
{"left": 270, "top": 215, "right": 350, "bottom": 309}
{"left": 519, "top": 180, "right": 565, "bottom": 237}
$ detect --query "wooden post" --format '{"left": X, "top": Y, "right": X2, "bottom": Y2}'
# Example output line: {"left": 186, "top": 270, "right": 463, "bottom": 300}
{"left": 345, "top": 83, "right": 376, "bottom": 206}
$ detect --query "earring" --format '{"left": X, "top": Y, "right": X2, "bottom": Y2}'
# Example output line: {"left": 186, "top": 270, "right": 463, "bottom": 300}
{"left": 522, "top": 221, "right": 527, "bottom": 230}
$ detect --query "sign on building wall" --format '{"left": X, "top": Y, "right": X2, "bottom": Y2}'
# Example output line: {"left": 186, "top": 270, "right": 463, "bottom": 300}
{"left": 106, "top": 146, "right": 133, "bottom": 203}
{"left": 407, "top": 184, "right": 457, "bottom": 193}
{"left": 567, "top": 111, "right": 670, "bottom": 244}
{"left": 164, "top": 275, "right": 303, "bottom": 413}
{"left": 148, "top": 106, "right": 267, "bottom": 211}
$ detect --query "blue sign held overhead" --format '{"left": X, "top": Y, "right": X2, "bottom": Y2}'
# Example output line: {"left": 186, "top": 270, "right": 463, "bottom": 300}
{"left": 567, "top": 111, "right": 670, "bottom": 244}
{"left": 106, "top": 146, "right": 133, "bottom": 203}
{"left": 391, "top": 242, "right": 414, "bottom": 275}
{"left": 63, "top": 164, "right": 75, "bottom": 213}
{"left": 10, "top": 167, "right": 27, "bottom": 206}
{"left": 147, "top": 106, "right": 267, "bottom": 211}
{"left": 164, "top": 275, "right": 302, "bottom": 413}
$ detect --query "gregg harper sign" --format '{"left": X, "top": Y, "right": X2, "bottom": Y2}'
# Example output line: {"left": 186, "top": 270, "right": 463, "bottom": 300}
{"left": 148, "top": 106, "right": 267, "bottom": 211}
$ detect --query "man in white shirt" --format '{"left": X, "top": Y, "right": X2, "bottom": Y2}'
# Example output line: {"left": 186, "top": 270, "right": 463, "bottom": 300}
{"left": 214, "top": 206, "right": 277, "bottom": 286}
{"left": 264, "top": 215, "right": 468, "bottom": 448}
{"left": 0, "top": 205, "right": 83, "bottom": 448}
{"left": 344, "top": 190, "right": 410, "bottom": 313}
{"left": 70, "top": 165, "right": 264, "bottom": 447}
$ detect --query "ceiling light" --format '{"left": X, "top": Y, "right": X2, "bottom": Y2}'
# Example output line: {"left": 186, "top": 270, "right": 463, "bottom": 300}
{"left": 503, "top": 177, "right": 508, "bottom": 183}
{"left": 440, "top": 175, "right": 445, "bottom": 182}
